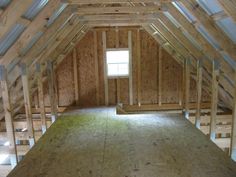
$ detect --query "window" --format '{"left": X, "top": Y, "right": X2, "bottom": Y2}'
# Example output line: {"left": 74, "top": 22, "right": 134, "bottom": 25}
{"left": 106, "top": 49, "right": 129, "bottom": 77}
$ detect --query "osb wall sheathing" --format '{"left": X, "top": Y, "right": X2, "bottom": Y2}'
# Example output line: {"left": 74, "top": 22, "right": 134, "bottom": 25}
{"left": 42, "top": 27, "right": 210, "bottom": 107}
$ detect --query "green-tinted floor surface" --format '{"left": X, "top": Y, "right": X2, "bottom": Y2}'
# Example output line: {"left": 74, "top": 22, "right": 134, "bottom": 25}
{"left": 8, "top": 108, "right": 236, "bottom": 177}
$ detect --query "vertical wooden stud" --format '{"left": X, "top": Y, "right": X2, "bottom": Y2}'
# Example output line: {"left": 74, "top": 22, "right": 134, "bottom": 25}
{"left": 137, "top": 29, "right": 141, "bottom": 106}
{"left": 195, "top": 60, "right": 203, "bottom": 129}
{"left": 102, "top": 31, "right": 109, "bottom": 106}
{"left": 47, "top": 61, "right": 57, "bottom": 123}
{"left": 34, "top": 92, "right": 39, "bottom": 109}
{"left": 0, "top": 65, "right": 18, "bottom": 168}
{"left": 35, "top": 63, "right": 47, "bottom": 134}
{"left": 158, "top": 46, "right": 162, "bottom": 106}
{"left": 21, "top": 63, "right": 35, "bottom": 147}
{"left": 94, "top": 31, "right": 100, "bottom": 106}
{"left": 128, "top": 30, "right": 133, "bottom": 105}
{"left": 230, "top": 72, "right": 236, "bottom": 161}
{"left": 209, "top": 59, "right": 220, "bottom": 141}
{"left": 73, "top": 48, "right": 79, "bottom": 105}
{"left": 115, "top": 27, "right": 121, "bottom": 104}
{"left": 184, "top": 58, "right": 190, "bottom": 119}
{"left": 54, "top": 73, "right": 59, "bottom": 108}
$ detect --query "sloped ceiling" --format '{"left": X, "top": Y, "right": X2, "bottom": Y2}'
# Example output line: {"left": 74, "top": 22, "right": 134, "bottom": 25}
{"left": 0, "top": 0, "right": 236, "bottom": 120}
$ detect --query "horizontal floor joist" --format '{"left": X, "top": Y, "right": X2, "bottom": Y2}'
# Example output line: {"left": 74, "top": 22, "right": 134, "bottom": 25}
{"left": 0, "top": 145, "right": 29, "bottom": 156}
{"left": 118, "top": 103, "right": 211, "bottom": 113}
{"left": 0, "top": 131, "right": 42, "bottom": 142}
{"left": 0, "top": 119, "right": 52, "bottom": 132}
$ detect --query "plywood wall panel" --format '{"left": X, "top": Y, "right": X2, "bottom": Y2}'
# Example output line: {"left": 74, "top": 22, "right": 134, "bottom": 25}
{"left": 47, "top": 27, "right": 211, "bottom": 108}
{"left": 56, "top": 53, "right": 74, "bottom": 106}
{"left": 77, "top": 31, "right": 97, "bottom": 107}
{"left": 162, "top": 50, "right": 181, "bottom": 104}
{"left": 140, "top": 30, "right": 158, "bottom": 104}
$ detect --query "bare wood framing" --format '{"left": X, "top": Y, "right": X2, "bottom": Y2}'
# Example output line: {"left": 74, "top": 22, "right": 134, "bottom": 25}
{"left": 137, "top": 29, "right": 141, "bottom": 105}
{"left": 65, "top": 0, "right": 173, "bottom": 4}
{"left": 0, "top": 0, "right": 33, "bottom": 37}
{"left": 184, "top": 58, "right": 190, "bottom": 119}
{"left": 77, "top": 14, "right": 160, "bottom": 21}
{"left": 181, "top": 0, "right": 236, "bottom": 60}
{"left": 35, "top": 63, "right": 47, "bottom": 134}
{"left": 102, "top": 31, "right": 109, "bottom": 106}
{"left": 217, "top": 1, "right": 236, "bottom": 22}
{"left": 76, "top": 6, "right": 164, "bottom": 14}
{"left": 93, "top": 31, "right": 100, "bottom": 106}
{"left": 128, "top": 30, "right": 133, "bottom": 105}
{"left": 209, "top": 60, "right": 220, "bottom": 141}
{"left": 158, "top": 46, "right": 162, "bottom": 106}
{"left": 115, "top": 27, "right": 121, "bottom": 104}
{"left": 20, "top": 63, "right": 35, "bottom": 147}
{"left": 195, "top": 60, "right": 202, "bottom": 129}
{"left": 73, "top": 48, "right": 79, "bottom": 105}
{"left": 231, "top": 72, "right": 236, "bottom": 161}
{"left": 47, "top": 61, "right": 58, "bottom": 123}
{"left": 0, "top": 65, "right": 18, "bottom": 168}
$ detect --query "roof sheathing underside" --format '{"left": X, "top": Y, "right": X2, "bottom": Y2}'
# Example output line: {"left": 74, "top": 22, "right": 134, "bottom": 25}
{"left": 0, "top": 0, "right": 235, "bottom": 120}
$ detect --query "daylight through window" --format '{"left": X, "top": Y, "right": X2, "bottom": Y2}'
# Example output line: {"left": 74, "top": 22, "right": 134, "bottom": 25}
{"left": 106, "top": 49, "right": 129, "bottom": 77}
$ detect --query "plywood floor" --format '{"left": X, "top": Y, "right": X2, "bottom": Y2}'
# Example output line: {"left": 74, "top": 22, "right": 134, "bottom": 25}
{"left": 8, "top": 108, "right": 236, "bottom": 177}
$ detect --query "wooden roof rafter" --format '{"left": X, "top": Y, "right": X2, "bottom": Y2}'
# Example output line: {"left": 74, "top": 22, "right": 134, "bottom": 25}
{"left": 0, "top": 0, "right": 63, "bottom": 66}
{"left": 0, "top": 0, "right": 34, "bottom": 37}
{"left": 179, "top": 0, "right": 236, "bottom": 60}
{"left": 0, "top": 0, "right": 235, "bottom": 120}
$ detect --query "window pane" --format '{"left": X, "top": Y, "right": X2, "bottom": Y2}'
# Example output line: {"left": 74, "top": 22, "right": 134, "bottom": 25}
{"left": 107, "top": 50, "right": 129, "bottom": 64}
{"left": 106, "top": 49, "right": 130, "bottom": 77}
{"left": 107, "top": 64, "right": 119, "bottom": 76}
{"left": 118, "top": 64, "right": 129, "bottom": 75}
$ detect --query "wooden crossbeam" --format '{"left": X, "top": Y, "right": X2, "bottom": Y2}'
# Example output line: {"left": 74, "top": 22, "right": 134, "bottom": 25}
{"left": 76, "top": 6, "right": 164, "bottom": 14}
{"left": 87, "top": 21, "right": 151, "bottom": 27}
{"left": 77, "top": 14, "right": 160, "bottom": 21}
{"left": 64, "top": 0, "right": 173, "bottom": 4}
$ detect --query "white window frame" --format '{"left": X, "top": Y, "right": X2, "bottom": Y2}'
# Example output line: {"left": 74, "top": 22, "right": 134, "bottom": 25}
{"left": 106, "top": 48, "right": 130, "bottom": 79}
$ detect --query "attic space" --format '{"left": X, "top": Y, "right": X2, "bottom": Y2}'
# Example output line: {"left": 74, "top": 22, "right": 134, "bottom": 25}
{"left": 0, "top": 0, "right": 236, "bottom": 177}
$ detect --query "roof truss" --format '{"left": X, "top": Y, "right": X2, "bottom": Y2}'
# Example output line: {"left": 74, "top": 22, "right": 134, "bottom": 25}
{"left": 0, "top": 0, "right": 235, "bottom": 119}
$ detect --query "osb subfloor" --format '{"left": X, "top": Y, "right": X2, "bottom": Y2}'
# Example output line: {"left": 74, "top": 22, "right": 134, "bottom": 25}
{"left": 8, "top": 108, "right": 236, "bottom": 177}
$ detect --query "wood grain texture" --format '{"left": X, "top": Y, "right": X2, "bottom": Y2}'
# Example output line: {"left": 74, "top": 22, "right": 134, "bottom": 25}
{"left": 7, "top": 108, "right": 236, "bottom": 177}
